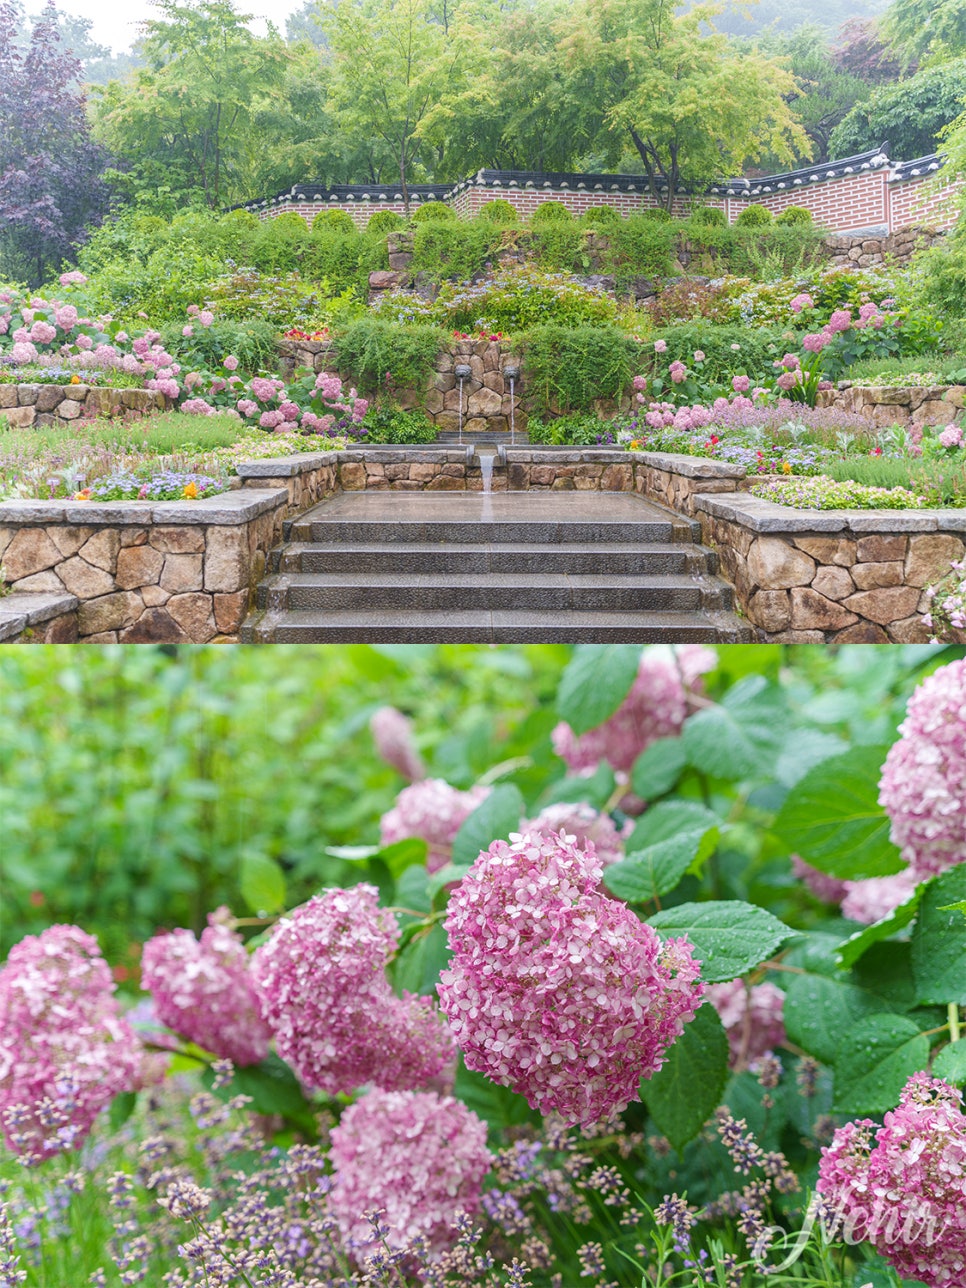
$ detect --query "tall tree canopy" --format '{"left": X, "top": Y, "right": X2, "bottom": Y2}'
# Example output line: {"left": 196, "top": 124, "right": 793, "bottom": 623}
{"left": 829, "top": 57, "right": 966, "bottom": 160}
{"left": 882, "top": 0, "right": 966, "bottom": 67}
{"left": 0, "top": 0, "right": 110, "bottom": 285}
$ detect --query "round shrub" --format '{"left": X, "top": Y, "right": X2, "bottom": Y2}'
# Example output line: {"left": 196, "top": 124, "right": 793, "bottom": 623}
{"left": 579, "top": 205, "right": 622, "bottom": 228}
{"left": 222, "top": 209, "right": 260, "bottom": 232}
{"left": 476, "top": 199, "right": 519, "bottom": 225}
{"left": 411, "top": 201, "right": 456, "bottom": 223}
{"left": 366, "top": 210, "right": 406, "bottom": 235}
{"left": 531, "top": 201, "right": 574, "bottom": 226}
{"left": 736, "top": 204, "right": 774, "bottom": 227}
{"left": 691, "top": 207, "right": 727, "bottom": 228}
{"left": 776, "top": 205, "right": 814, "bottom": 226}
{"left": 639, "top": 207, "right": 673, "bottom": 222}
{"left": 312, "top": 208, "right": 357, "bottom": 235}
{"left": 272, "top": 211, "right": 309, "bottom": 233}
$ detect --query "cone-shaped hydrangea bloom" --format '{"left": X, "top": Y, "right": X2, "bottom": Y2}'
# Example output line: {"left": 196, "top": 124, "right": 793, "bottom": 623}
{"left": 840, "top": 870, "right": 920, "bottom": 925}
{"left": 330, "top": 1089, "right": 491, "bottom": 1256}
{"left": 250, "top": 886, "right": 454, "bottom": 1095}
{"left": 523, "top": 802, "right": 629, "bottom": 866}
{"left": 370, "top": 706, "right": 425, "bottom": 782}
{"left": 706, "top": 979, "right": 785, "bottom": 1069}
{"left": 879, "top": 658, "right": 966, "bottom": 879}
{"left": 380, "top": 778, "right": 492, "bottom": 872}
{"left": 816, "top": 1073, "right": 966, "bottom": 1288}
{"left": 140, "top": 909, "right": 271, "bottom": 1067}
{"left": 0, "top": 925, "right": 142, "bottom": 1159}
{"left": 791, "top": 855, "right": 849, "bottom": 905}
{"left": 552, "top": 646, "right": 716, "bottom": 774}
{"left": 437, "top": 831, "right": 704, "bottom": 1125}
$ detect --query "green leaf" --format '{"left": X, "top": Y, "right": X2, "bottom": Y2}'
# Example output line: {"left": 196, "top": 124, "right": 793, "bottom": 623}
{"left": 453, "top": 1058, "right": 537, "bottom": 1140}
{"left": 630, "top": 737, "right": 688, "bottom": 799}
{"left": 940, "top": 900, "right": 966, "bottom": 918}
{"left": 784, "top": 971, "right": 893, "bottom": 1065}
{"left": 393, "top": 921, "right": 451, "bottom": 997}
{"left": 544, "top": 762, "right": 616, "bottom": 810}
{"left": 239, "top": 853, "right": 286, "bottom": 915}
{"left": 647, "top": 900, "right": 791, "bottom": 983}
{"left": 451, "top": 783, "right": 524, "bottom": 867}
{"left": 774, "top": 730, "right": 849, "bottom": 788}
{"left": 833, "top": 1014, "right": 930, "bottom": 1115}
{"left": 912, "top": 866, "right": 966, "bottom": 1006}
{"left": 605, "top": 803, "right": 720, "bottom": 904}
{"left": 771, "top": 746, "right": 904, "bottom": 880}
{"left": 682, "top": 675, "right": 786, "bottom": 780}
{"left": 556, "top": 645, "right": 641, "bottom": 735}
{"left": 206, "top": 1052, "right": 318, "bottom": 1136}
{"left": 395, "top": 864, "right": 431, "bottom": 915}
{"left": 836, "top": 884, "right": 925, "bottom": 969}
{"left": 640, "top": 1004, "right": 729, "bottom": 1150}
{"left": 108, "top": 1090, "right": 137, "bottom": 1130}
{"left": 933, "top": 1039, "right": 966, "bottom": 1086}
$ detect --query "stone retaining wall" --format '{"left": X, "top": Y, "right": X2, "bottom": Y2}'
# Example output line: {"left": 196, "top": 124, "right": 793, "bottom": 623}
{"left": 0, "top": 591, "right": 79, "bottom": 642}
{"left": 815, "top": 383, "right": 965, "bottom": 429}
{"left": 0, "top": 490, "right": 286, "bottom": 643}
{"left": 694, "top": 491, "right": 966, "bottom": 643}
{"left": 0, "top": 384, "right": 169, "bottom": 428}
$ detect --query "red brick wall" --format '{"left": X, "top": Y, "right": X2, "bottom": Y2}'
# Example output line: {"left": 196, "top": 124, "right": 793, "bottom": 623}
{"left": 888, "top": 179, "right": 961, "bottom": 232}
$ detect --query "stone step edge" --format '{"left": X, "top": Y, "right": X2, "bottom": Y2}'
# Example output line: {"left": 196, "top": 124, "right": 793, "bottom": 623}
{"left": 0, "top": 591, "right": 78, "bottom": 642}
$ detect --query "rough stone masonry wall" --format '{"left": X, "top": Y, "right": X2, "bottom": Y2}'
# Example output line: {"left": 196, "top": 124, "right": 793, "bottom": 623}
{"left": 0, "top": 490, "right": 286, "bottom": 643}
{"left": 816, "top": 384, "right": 965, "bottom": 429}
{"left": 0, "top": 385, "right": 168, "bottom": 428}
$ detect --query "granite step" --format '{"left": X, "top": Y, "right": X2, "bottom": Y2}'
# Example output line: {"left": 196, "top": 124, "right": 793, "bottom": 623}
{"left": 270, "top": 541, "right": 705, "bottom": 576}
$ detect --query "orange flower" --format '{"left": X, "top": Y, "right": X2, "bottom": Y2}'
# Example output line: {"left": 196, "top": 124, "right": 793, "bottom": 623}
{"left": 70, "top": 374, "right": 81, "bottom": 384}
{"left": 73, "top": 488, "right": 91, "bottom": 500}
{"left": 182, "top": 481, "right": 199, "bottom": 499}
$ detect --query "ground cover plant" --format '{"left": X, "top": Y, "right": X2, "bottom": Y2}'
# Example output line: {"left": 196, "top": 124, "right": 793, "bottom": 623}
{"left": 1, "top": 644, "right": 965, "bottom": 1288}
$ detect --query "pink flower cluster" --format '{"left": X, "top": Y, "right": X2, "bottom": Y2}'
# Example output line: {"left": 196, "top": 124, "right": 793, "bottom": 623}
{"left": 878, "top": 658, "right": 966, "bottom": 879}
{"left": 140, "top": 909, "right": 271, "bottom": 1067}
{"left": 523, "top": 802, "right": 629, "bottom": 867}
{"left": 370, "top": 706, "right": 426, "bottom": 781}
{"left": 0, "top": 926, "right": 142, "bottom": 1160}
{"left": 380, "top": 778, "right": 491, "bottom": 872}
{"left": 329, "top": 1089, "right": 491, "bottom": 1255}
{"left": 706, "top": 979, "right": 785, "bottom": 1069}
{"left": 250, "top": 885, "right": 454, "bottom": 1095}
{"left": 437, "top": 831, "right": 704, "bottom": 1124}
{"left": 789, "top": 292, "right": 814, "bottom": 314}
{"left": 817, "top": 1073, "right": 966, "bottom": 1288}
{"left": 552, "top": 646, "right": 716, "bottom": 774}
{"left": 792, "top": 855, "right": 919, "bottom": 925}
{"left": 939, "top": 425, "right": 964, "bottom": 449}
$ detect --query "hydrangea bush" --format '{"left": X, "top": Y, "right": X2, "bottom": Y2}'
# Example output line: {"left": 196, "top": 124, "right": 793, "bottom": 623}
{"left": 1, "top": 646, "right": 965, "bottom": 1288}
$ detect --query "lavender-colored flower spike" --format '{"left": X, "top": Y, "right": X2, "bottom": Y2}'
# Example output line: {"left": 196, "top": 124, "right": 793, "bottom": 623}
{"left": 370, "top": 707, "right": 426, "bottom": 781}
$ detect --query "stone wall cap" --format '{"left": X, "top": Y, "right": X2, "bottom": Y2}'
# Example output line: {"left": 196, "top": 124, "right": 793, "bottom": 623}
{"left": 0, "top": 488, "right": 286, "bottom": 527}
{"left": 635, "top": 451, "right": 746, "bottom": 479}
{"left": 0, "top": 591, "right": 78, "bottom": 641}
{"left": 694, "top": 492, "right": 965, "bottom": 534}
{"left": 236, "top": 452, "right": 340, "bottom": 477}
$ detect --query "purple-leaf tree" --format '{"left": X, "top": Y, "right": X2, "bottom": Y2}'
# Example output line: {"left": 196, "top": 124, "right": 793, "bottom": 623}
{"left": 0, "top": 0, "right": 110, "bottom": 286}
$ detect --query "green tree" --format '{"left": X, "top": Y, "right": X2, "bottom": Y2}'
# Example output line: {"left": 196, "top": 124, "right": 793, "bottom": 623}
{"left": 553, "top": 0, "right": 810, "bottom": 210}
{"left": 882, "top": 0, "right": 966, "bottom": 67}
{"left": 90, "top": 0, "right": 291, "bottom": 208}
{"left": 829, "top": 58, "right": 966, "bottom": 160}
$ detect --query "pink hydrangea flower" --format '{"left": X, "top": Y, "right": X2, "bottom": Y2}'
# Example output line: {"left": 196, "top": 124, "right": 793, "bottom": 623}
{"left": 939, "top": 426, "right": 963, "bottom": 449}
{"left": 75, "top": 334, "right": 93, "bottom": 351}
{"left": 315, "top": 372, "right": 343, "bottom": 399}
{"left": 250, "top": 886, "right": 454, "bottom": 1095}
{"left": 816, "top": 1073, "right": 966, "bottom": 1288}
{"left": 437, "top": 831, "right": 704, "bottom": 1124}
{"left": 781, "top": 354, "right": 800, "bottom": 371}
{"left": 279, "top": 401, "right": 300, "bottom": 420}
{"left": 140, "top": 910, "right": 271, "bottom": 1066}
{"left": 223, "top": 355, "right": 239, "bottom": 371}
{"left": 236, "top": 399, "right": 258, "bottom": 418}
{"left": 732, "top": 375, "right": 751, "bottom": 393}
{"left": 878, "top": 658, "right": 966, "bottom": 879}
{"left": 0, "top": 926, "right": 142, "bottom": 1160}
{"left": 59, "top": 271, "right": 87, "bottom": 287}
{"left": 182, "top": 325, "right": 194, "bottom": 337}
{"left": 370, "top": 707, "right": 425, "bottom": 781}
{"left": 827, "top": 309, "right": 852, "bottom": 334}
{"left": 776, "top": 371, "right": 800, "bottom": 392}
{"left": 706, "top": 979, "right": 785, "bottom": 1069}
{"left": 329, "top": 1089, "right": 491, "bottom": 1255}
{"left": 380, "top": 778, "right": 491, "bottom": 872}
{"left": 552, "top": 646, "right": 716, "bottom": 774}
{"left": 669, "top": 360, "right": 687, "bottom": 384}
{"left": 633, "top": 375, "right": 647, "bottom": 391}
{"left": 841, "top": 871, "right": 920, "bottom": 925}
{"left": 802, "top": 331, "right": 829, "bottom": 353}
{"left": 199, "top": 310, "right": 215, "bottom": 327}
{"left": 789, "top": 292, "right": 814, "bottom": 313}
{"left": 251, "top": 376, "right": 282, "bottom": 402}
{"left": 523, "top": 802, "right": 629, "bottom": 866}
{"left": 9, "top": 341, "right": 37, "bottom": 364}
{"left": 260, "top": 409, "right": 284, "bottom": 429}
{"left": 693, "top": 350, "right": 705, "bottom": 362}
{"left": 791, "top": 855, "right": 848, "bottom": 905}
{"left": 54, "top": 306, "right": 78, "bottom": 331}
{"left": 654, "top": 339, "right": 668, "bottom": 353}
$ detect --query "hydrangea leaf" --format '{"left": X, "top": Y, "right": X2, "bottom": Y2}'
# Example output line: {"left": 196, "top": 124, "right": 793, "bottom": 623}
{"left": 932, "top": 1038, "right": 966, "bottom": 1086}
{"left": 393, "top": 922, "right": 451, "bottom": 997}
{"left": 451, "top": 783, "right": 524, "bottom": 867}
{"left": 544, "top": 762, "right": 616, "bottom": 810}
{"left": 681, "top": 675, "right": 787, "bottom": 780}
{"left": 832, "top": 1013, "right": 930, "bottom": 1116}
{"left": 835, "top": 884, "right": 925, "bottom": 969}
{"left": 784, "top": 971, "right": 894, "bottom": 1065}
{"left": 939, "top": 900, "right": 966, "bottom": 918}
{"left": 647, "top": 900, "right": 791, "bottom": 983}
{"left": 640, "top": 1004, "right": 729, "bottom": 1151}
{"left": 772, "top": 746, "right": 904, "bottom": 879}
{"left": 630, "top": 736, "right": 688, "bottom": 799}
{"left": 239, "top": 852, "right": 286, "bottom": 915}
{"left": 606, "top": 804, "right": 720, "bottom": 903}
{"left": 912, "top": 865, "right": 966, "bottom": 1006}
{"left": 556, "top": 644, "right": 642, "bottom": 735}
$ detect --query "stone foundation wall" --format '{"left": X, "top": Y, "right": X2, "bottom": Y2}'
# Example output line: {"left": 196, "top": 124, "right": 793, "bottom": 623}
{"left": 694, "top": 492, "right": 966, "bottom": 643}
{"left": 815, "top": 383, "right": 965, "bottom": 429}
{"left": 0, "top": 385, "right": 169, "bottom": 428}
{"left": 822, "top": 225, "right": 947, "bottom": 270}
{"left": 0, "top": 490, "right": 286, "bottom": 643}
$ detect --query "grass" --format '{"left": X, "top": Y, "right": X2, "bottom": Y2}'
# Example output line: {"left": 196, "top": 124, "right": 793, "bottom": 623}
{"left": 844, "top": 352, "right": 966, "bottom": 384}
{"left": 822, "top": 454, "right": 966, "bottom": 505}
{"left": 0, "top": 411, "right": 248, "bottom": 457}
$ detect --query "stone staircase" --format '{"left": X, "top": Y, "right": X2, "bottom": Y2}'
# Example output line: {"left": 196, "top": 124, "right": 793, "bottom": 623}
{"left": 241, "top": 491, "right": 750, "bottom": 643}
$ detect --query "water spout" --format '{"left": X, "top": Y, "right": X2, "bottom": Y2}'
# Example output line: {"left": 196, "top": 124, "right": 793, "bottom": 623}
{"left": 503, "top": 364, "right": 520, "bottom": 447}
{"left": 479, "top": 453, "right": 494, "bottom": 494}
{"left": 454, "top": 363, "right": 472, "bottom": 445}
